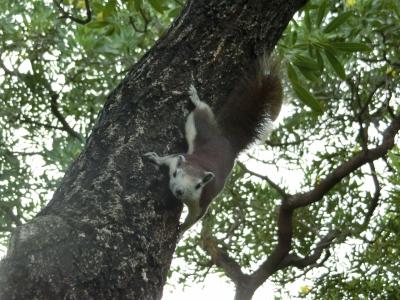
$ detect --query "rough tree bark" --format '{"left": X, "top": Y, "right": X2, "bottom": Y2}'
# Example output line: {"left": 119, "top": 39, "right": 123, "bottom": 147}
{"left": 0, "top": 0, "right": 306, "bottom": 299}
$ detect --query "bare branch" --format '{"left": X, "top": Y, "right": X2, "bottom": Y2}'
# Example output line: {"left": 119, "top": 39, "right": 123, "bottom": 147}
{"left": 8, "top": 150, "right": 43, "bottom": 156}
{"left": 0, "top": 205, "right": 22, "bottom": 227}
{"left": 20, "top": 116, "right": 64, "bottom": 131}
{"left": 264, "top": 135, "right": 310, "bottom": 147}
{"left": 129, "top": 7, "right": 150, "bottom": 33}
{"left": 201, "top": 115, "right": 399, "bottom": 292}
{"left": 249, "top": 207, "right": 293, "bottom": 287}
{"left": 279, "top": 229, "right": 340, "bottom": 269}
{"left": 53, "top": 0, "right": 92, "bottom": 25}
{"left": 287, "top": 114, "right": 400, "bottom": 209}
{"left": 350, "top": 76, "right": 383, "bottom": 230}
{"left": 50, "top": 94, "right": 83, "bottom": 141}
{"left": 354, "top": 98, "right": 382, "bottom": 230}
{"left": 1, "top": 56, "right": 82, "bottom": 140}
{"left": 237, "top": 161, "right": 289, "bottom": 200}
{"left": 200, "top": 233, "right": 248, "bottom": 285}
{"left": 360, "top": 79, "right": 386, "bottom": 117}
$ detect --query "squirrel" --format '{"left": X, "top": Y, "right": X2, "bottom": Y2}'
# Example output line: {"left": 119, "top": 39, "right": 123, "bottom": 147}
{"left": 143, "top": 57, "right": 283, "bottom": 238}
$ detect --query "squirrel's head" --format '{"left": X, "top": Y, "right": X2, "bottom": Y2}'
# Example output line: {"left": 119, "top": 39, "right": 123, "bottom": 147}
{"left": 169, "top": 155, "right": 215, "bottom": 201}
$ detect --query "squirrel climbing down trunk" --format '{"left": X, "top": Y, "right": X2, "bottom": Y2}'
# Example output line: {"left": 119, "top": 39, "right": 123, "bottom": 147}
{"left": 143, "top": 57, "right": 283, "bottom": 238}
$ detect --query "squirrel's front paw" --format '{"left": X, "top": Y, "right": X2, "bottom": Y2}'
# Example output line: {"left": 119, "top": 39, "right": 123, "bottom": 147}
{"left": 188, "top": 84, "right": 197, "bottom": 96}
{"left": 188, "top": 84, "right": 199, "bottom": 102}
{"left": 142, "top": 152, "right": 160, "bottom": 164}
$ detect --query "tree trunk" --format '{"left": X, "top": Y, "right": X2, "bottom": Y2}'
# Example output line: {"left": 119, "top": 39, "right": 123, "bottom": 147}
{"left": 234, "top": 280, "right": 257, "bottom": 300}
{"left": 0, "top": 0, "right": 305, "bottom": 299}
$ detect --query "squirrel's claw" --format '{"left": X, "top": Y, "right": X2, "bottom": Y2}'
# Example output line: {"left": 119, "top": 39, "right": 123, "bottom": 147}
{"left": 142, "top": 152, "right": 160, "bottom": 165}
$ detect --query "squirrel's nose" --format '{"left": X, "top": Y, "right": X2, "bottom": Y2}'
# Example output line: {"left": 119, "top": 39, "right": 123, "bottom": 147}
{"left": 175, "top": 189, "right": 183, "bottom": 197}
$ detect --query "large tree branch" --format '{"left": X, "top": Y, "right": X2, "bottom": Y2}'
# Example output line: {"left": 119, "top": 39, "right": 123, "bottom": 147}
{"left": 279, "top": 229, "right": 339, "bottom": 269}
{"left": 201, "top": 114, "right": 399, "bottom": 297}
{"left": 200, "top": 235, "right": 248, "bottom": 285}
{"left": 286, "top": 114, "right": 400, "bottom": 209}
{"left": 251, "top": 114, "right": 398, "bottom": 286}
{"left": 250, "top": 207, "right": 294, "bottom": 287}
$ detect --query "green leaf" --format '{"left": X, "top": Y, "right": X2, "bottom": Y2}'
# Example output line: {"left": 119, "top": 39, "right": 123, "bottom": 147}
{"left": 324, "top": 49, "right": 346, "bottom": 80}
{"left": 310, "top": 38, "right": 334, "bottom": 52}
{"left": 98, "top": 44, "right": 121, "bottom": 55}
{"left": 330, "top": 42, "right": 371, "bottom": 52}
{"left": 287, "top": 63, "right": 298, "bottom": 82}
{"left": 316, "top": 0, "right": 327, "bottom": 27}
{"left": 86, "top": 21, "right": 109, "bottom": 28}
{"left": 290, "top": 80, "right": 323, "bottom": 114}
{"left": 304, "top": 9, "right": 311, "bottom": 31}
{"left": 293, "top": 55, "right": 320, "bottom": 70}
{"left": 296, "top": 66, "right": 319, "bottom": 82}
{"left": 103, "top": 0, "right": 117, "bottom": 18}
{"left": 315, "top": 49, "right": 324, "bottom": 71}
{"left": 323, "top": 11, "right": 352, "bottom": 33}
{"left": 291, "top": 30, "right": 298, "bottom": 45}
{"left": 148, "top": 0, "right": 165, "bottom": 13}
{"left": 168, "top": 7, "right": 182, "bottom": 19}
{"left": 104, "top": 25, "right": 116, "bottom": 36}
{"left": 134, "top": 0, "right": 143, "bottom": 11}
{"left": 388, "top": 150, "right": 400, "bottom": 171}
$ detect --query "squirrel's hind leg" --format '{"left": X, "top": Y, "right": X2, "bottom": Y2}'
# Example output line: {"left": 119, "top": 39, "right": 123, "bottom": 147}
{"left": 188, "top": 84, "right": 211, "bottom": 111}
{"left": 188, "top": 84, "right": 202, "bottom": 107}
{"left": 185, "top": 113, "right": 196, "bottom": 154}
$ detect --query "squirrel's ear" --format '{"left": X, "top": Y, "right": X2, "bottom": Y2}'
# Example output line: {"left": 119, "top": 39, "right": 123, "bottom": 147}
{"left": 202, "top": 172, "right": 215, "bottom": 185}
{"left": 177, "top": 155, "right": 186, "bottom": 166}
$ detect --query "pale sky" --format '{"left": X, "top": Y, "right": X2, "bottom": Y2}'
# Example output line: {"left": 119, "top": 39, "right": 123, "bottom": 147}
{"left": 163, "top": 273, "right": 293, "bottom": 300}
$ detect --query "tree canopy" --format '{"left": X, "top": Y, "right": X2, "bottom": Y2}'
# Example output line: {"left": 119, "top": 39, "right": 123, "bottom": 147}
{"left": 0, "top": 0, "right": 180, "bottom": 245}
{"left": 0, "top": 0, "right": 399, "bottom": 299}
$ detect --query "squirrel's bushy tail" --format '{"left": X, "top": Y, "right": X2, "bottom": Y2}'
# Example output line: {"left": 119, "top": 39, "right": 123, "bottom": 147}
{"left": 216, "top": 57, "right": 283, "bottom": 155}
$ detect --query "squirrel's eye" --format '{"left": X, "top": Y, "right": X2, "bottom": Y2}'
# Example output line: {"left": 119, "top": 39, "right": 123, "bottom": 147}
{"left": 195, "top": 183, "right": 201, "bottom": 190}
{"left": 173, "top": 171, "right": 177, "bottom": 178}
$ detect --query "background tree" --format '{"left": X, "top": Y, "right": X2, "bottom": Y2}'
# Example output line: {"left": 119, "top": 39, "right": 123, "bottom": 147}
{"left": 0, "top": 0, "right": 399, "bottom": 299}
{"left": 177, "top": 1, "right": 400, "bottom": 299}
{"left": 0, "top": 0, "right": 306, "bottom": 299}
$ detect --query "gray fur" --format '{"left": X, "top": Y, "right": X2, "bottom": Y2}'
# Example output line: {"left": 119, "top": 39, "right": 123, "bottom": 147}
{"left": 143, "top": 85, "right": 234, "bottom": 237}
{"left": 143, "top": 62, "right": 282, "bottom": 238}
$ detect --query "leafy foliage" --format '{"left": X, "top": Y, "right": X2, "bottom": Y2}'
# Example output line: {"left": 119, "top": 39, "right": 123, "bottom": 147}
{"left": 175, "top": 0, "right": 400, "bottom": 297}
{"left": 0, "top": 0, "right": 181, "bottom": 246}
{"left": 0, "top": 0, "right": 399, "bottom": 299}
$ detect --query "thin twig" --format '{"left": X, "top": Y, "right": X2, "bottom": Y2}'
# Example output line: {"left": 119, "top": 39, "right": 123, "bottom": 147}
{"left": 237, "top": 161, "right": 289, "bottom": 200}
{"left": 287, "top": 113, "right": 400, "bottom": 209}
{"left": 128, "top": 7, "right": 150, "bottom": 33}
{"left": 50, "top": 94, "right": 83, "bottom": 141}
{"left": 53, "top": 0, "right": 92, "bottom": 25}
